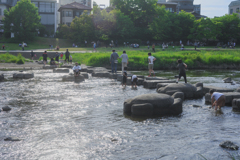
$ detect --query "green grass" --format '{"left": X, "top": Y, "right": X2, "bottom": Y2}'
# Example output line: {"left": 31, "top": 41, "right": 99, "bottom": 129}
{"left": 0, "top": 53, "right": 30, "bottom": 64}
{"left": 67, "top": 50, "right": 240, "bottom": 70}
{"left": 0, "top": 37, "right": 74, "bottom": 50}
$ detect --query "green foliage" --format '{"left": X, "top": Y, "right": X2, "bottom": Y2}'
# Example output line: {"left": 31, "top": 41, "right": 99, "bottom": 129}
{"left": 0, "top": 53, "right": 26, "bottom": 64}
{"left": 69, "top": 50, "right": 240, "bottom": 69}
{"left": 3, "top": 0, "right": 41, "bottom": 41}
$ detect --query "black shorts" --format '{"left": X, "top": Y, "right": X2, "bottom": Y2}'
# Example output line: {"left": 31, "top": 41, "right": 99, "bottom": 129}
{"left": 74, "top": 70, "right": 80, "bottom": 74}
{"left": 70, "top": 60, "right": 72, "bottom": 62}
{"left": 43, "top": 58, "right": 47, "bottom": 61}
{"left": 132, "top": 78, "right": 138, "bottom": 84}
{"left": 123, "top": 77, "right": 127, "bottom": 83}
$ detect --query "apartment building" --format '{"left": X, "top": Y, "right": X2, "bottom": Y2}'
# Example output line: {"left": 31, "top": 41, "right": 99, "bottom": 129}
{"left": 0, "top": 0, "right": 17, "bottom": 29}
{"left": 229, "top": 0, "right": 240, "bottom": 15}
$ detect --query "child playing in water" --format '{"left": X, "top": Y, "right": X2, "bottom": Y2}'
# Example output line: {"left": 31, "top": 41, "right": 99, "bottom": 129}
{"left": 176, "top": 59, "right": 187, "bottom": 83}
{"left": 210, "top": 89, "right": 226, "bottom": 110}
{"left": 122, "top": 67, "right": 127, "bottom": 88}
{"left": 131, "top": 75, "right": 138, "bottom": 88}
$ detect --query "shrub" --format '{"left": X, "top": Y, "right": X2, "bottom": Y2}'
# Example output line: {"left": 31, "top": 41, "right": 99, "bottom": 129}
{"left": 16, "top": 58, "right": 25, "bottom": 64}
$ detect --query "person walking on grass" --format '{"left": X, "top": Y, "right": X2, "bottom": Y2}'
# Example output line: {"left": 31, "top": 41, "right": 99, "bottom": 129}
{"left": 176, "top": 59, "right": 187, "bottom": 84}
{"left": 22, "top": 42, "right": 25, "bottom": 51}
{"left": 42, "top": 51, "right": 48, "bottom": 66}
{"left": 119, "top": 50, "right": 128, "bottom": 74}
{"left": 72, "top": 62, "right": 81, "bottom": 77}
{"left": 65, "top": 49, "right": 70, "bottom": 64}
{"left": 110, "top": 50, "right": 119, "bottom": 74}
{"left": 148, "top": 53, "right": 156, "bottom": 77}
{"left": 93, "top": 42, "right": 96, "bottom": 52}
{"left": 210, "top": 89, "right": 225, "bottom": 110}
{"left": 152, "top": 44, "right": 155, "bottom": 52}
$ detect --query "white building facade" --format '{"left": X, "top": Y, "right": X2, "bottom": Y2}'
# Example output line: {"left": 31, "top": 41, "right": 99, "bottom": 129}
{"left": 229, "top": 0, "right": 240, "bottom": 15}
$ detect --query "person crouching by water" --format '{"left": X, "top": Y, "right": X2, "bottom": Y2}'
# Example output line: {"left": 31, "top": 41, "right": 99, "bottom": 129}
{"left": 176, "top": 59, "right": 187, "bottom": 84}
{"left": 42, "top": 51, "right": 48, "bottom": 66}
{"left": 131, "top": 75, "right": 138, "bottom": 89}
{"left": 50, "top": 58, "right": 58, "bottom": 66}
{"left": 72, "top": 62, "right": 81, "bottom": 77}
{"left": 122, "top": 67, "right": 127, "bottom": 88}
{"left": 210, "top": 89, "right": 226, "bottom": 110}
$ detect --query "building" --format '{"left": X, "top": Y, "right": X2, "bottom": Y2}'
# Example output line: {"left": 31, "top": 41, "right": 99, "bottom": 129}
{"left": 59, "top": 0, "right": 91, "bottom": 7}
{"left": 157, "top": 0, "right": 178, "bottom": 13}
{"left": 58, "top": 2, "right": 92, "bottom": 26}
{"left": 229, "top": 0, "right": 240, "bottom": 15}
{"left": 0, "top": 0, "right": 17, "bottom": 29}
{"left": 167, "top": 0, "right": 201, "bottom": 14}
{"left": 32, "top": 0, "right": 58, "bottom": 33}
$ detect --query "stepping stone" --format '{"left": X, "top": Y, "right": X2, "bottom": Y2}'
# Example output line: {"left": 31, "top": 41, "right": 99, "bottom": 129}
{"left": 109, "top": 73, "right": 118, "bottom": 79}
{"left": 203, "top": 86, "right": 234, "bottom": 94}
{"left": 43, "top": 65, "right": 57, "bottom": 69}
{"left": 60, "top": 64, "right": 73, "bottom": 68}
{"left": 144, "top": 80, "right": 175, "bottom": 89}
{"left": 219, "top": 141, "right": 239, "bottom": 150}
{"left": 145, "top": 77, "right": 169, "bottom": 80}
{"left": 4, "top": 137, "right": 21, "bottom": 141}
{"left": 13, "top": 73, "right": 34, "bottom": 79}
{"left": 62, "top": 75, "right": 85, "bottom": 83}
{"left": 2, "top": 106, "right": 11, "bottom": 111}
{"left": 92, "top": 72, "right": 110, "bottom": 78}
{"left": 53, "top": 68, "right": 69, "bottom": 73}
{"left": 223, "top": 77, "right": 232, "bottom": 83}
{"left": 0, "top": 74, "right": 4, "bottom": 81}
{"left": 232, "top": 99, "right": 240, "bottom": 111}
{"left": 80, "top": 72, "right": 89, "bottom": 79}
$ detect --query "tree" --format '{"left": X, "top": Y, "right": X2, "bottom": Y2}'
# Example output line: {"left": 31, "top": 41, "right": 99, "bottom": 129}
{"left": 3, "top": 0, "right": 41, "bottom": 41}
{"left": 212, "top": 14, "right": 240, "bottom": 43}
{"left": 188, "top": 18, "right": 221, "bottom": 42}
{"left": 70, "top": 11, "right": 95, "bottom": 43}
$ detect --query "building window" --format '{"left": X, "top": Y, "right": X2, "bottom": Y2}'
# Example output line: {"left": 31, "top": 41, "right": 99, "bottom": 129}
{"left": 33, "top": 2, "right": 38, "bottom": 7}
{"left": 230, "top": 9, "right": 233, "bottom": 14}
{"left": 76, "top": 11, "right": 80, "bottom": 17}
{"left": 1, "top": 0, "right": 7, "bottom": 3}
{"left": 62, "top": 11, "right": 64, "bottom": 17}
{"left": 66, "top": 22, "right": 71, "bottom": 26}
{"left": 66, "top": 11, "right": 72, "bottom": 17}
{"left": 237, "top": 8, "right": 239, "bottom": 13}
{"left": 39, "top": 2, "right": 55, "bottom": 13}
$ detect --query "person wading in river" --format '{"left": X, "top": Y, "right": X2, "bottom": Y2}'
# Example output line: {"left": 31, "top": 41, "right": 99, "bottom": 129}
{"left": 176, "top": 59, "right": 187, "bottom": 84}
{"left": 210, "top": 90, "right": 226, "bottom": 110}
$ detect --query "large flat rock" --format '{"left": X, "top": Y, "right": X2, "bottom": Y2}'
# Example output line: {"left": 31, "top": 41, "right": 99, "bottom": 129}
{"left": 13, "top": 73, "right": 34, "bottom": 79}
{"left": 232, "top": 99, "right": 240, "bottom": 111}
{"left": 0, "top": 74, "right": 4, "bottom": 81}
{"left": 143, "top": 80, "right": 175, "bottom": 89}
{"left": 62, "top": 75, "right": 85, "bottom": 83}
{"left": 145, "top": 77, "right": 169, "bottom": 80}
{"left": 203, "top": 86, "right": 234, "bottom": 94}
{"left": 205, "top": 92, "right": 240, "bottom": 105}
{"left": 60, "top": 64, "right": 73, "bottom": 68}
{"left": 92, "top": 72, "right": 110, "bottom": 78}
{"left": 53, "top": 68, "right": 69, "bottom": 73}
{"left": 43, "top": 65, "right": 57, "bottom": 69}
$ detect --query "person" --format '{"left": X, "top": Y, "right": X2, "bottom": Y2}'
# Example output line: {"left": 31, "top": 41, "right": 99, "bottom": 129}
{"left": 56, "top": 46, "right": 59, "bottom": 51}
{"left": 194, "top": 41, "right": 197, "bottom": 50}
{"left": 148, "top": 53, "right": 156, "bottom": 77}
{"left": 55, "top": 52, "right": 59, "bottom": 62}
{"left": 72, "top": 43, "right": 75, "bottom": 47}
{"left": 180, "top": 40, "right": 182, "bottom": 45}
{"left": 85, "top": 40, "right": 87, "bottom": 47}
{"left": 70, "top": 55, "right": 72, "bottom": 64}
{"left": 42, "top": 51, "right": 48, "bottom": 66}
{"left": 65, "top": 49, "right": 70, "bottom": 64}
{"left": 131, "top": 75, "right": 138, "bottom": 88}
{"left": 119, "top": 50, "right": 129, "bottom": 74}
{"left": 122, "top": 67, "right": 127, "bottom": 88}
{"left": 22, "top": 42, "right": 24, "bottom": 51}
{"left": 148, "top": 45, "right": 149, "bottom": 49}
{"left": 210, "top": 90, "right": 226, "bottom": 110}
{"left": 152, "top": 44, "right": 155, "bottom": 52}
{"left": 60, "top": 52, "right": 63, "bottom": 60}
{"left": 30, "top": 50, "right": 34, "bottom": 60}
{"left": 50, "top": 58, "right": 58, "bottom": 65}
{"left": 234, "top": 42, "right": 236, "bottom": 49}
{"left": 110, "top": 50, "right": 119, "bottom": 73}
{"left": 181, "top": 44, "right": 184, "bottom": 50}
{"left": 176, "top": 59, "right": 187, "bottom": 84}
{"left": 93, "top": 42, "right": 96, "bottom": 51}
{"left": 72, "top": 62, "right": 81, "bottom": 77}
{"left": 2, "top": 44, "right": 5, "bottom": 50}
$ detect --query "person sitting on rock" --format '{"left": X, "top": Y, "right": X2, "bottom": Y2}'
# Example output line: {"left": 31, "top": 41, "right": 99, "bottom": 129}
{"left": 72, "top": 62, "right": 81, "bottom": 77}
{"left": 131, "top": 75, "right": 138, "bottom": 88}
{"left": 50, "top": 58, "right": 58, "bottom": 65}
{"left": 176, "top": 59, "right": 187, "bottom": 84}
{"left": 210, "top": 89, "right": 226, "bottom": 110}
{"left": 122, "top": 67, "right": 127, "bottom": 88}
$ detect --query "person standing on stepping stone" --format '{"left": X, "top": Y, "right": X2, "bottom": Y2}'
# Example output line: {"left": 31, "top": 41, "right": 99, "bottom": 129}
{"left": 176, "top": 59, "right": 187, "bottom": 84}
{"left": 119, "top": 50, "right": 128, "bottom": 74}
{"left": 42, "top": 51, "right": 48, "bottom": 66}
{"left": 148, "top": 53, "right": 156, "bottom": 77}
{"left": 110, "top": 50, "right": 119, "bottom": 73}
{"left": 65, "top": 49, "right": 70, "bottom": 64}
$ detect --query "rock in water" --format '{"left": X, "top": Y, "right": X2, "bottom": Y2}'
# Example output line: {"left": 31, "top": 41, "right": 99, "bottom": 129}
{"left": 192, "top": 105, "right": 201, "bottom": 108}
{"left": 223, "top": 77, "right": 232, "bottom": 83}
{"left": 4, "top": 137, "right": 21, "bottom": 141}
{"left": 219, "top": 141, "right": 239, "bottom": 150}
{"left": 62, "top": 75, "right": 85, "bottom": 83}
{"left": 2, "top": 106, "right": 11, "bottom": 111}
{"left": 0, "top": 74, "right": 4, "bottom": 81}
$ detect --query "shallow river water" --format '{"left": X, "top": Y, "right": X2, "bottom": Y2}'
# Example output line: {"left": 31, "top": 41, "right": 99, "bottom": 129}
{"left": 0, "top": 69, "right": 240, "bottom": 160}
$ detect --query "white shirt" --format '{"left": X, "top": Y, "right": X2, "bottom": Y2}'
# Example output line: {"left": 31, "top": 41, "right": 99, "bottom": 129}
{"left": 148, "top": 56, "right": 155, "bottom": 64}
{"left": 72, "top": 65, "right": 81, "bottom": 71}
{"left": 132, "top": 75, "right": 137, "bottom": 81}
{"left": 211, "top": 92, "right": 224, "bottom": 101}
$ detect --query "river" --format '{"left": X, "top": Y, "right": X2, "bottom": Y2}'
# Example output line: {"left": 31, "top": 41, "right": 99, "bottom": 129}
{"left": 0, "top": 69, "right": 240, "bottom": 160}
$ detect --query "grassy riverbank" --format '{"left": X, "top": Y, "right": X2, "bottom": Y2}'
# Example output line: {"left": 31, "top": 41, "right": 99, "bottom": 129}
{"left": 70, "top": 50, "right": 240, "bottom": 70}
{"left": 0, "top": 53, "right": 30, "bottom": 64}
